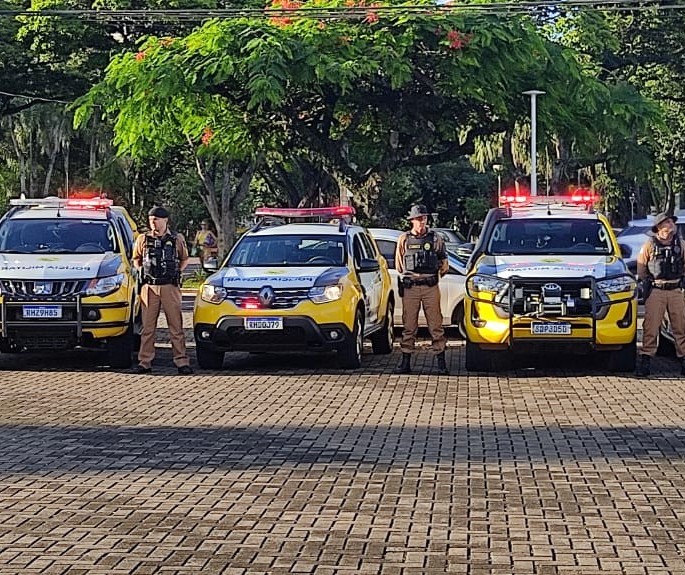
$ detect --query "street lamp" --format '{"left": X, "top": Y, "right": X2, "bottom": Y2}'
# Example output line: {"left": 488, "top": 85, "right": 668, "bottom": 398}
{"left": 523, "top": 90, "right": 545, "bottom": 196}
{"left": 492, "top": 163, "right": 503, "bottom": 198}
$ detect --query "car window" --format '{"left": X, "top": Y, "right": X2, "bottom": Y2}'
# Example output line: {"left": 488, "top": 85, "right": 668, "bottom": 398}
{"left": 359, "top": 232, "right": 378, "bottom": 259}
{"left": 436, "top": 229, "right": 465, "bottom": 244}
{"left": 375, "top": 239, "right": 396, "bottom": 269}
{"left": 0, "top": 218, "right": 118, "bottom": 254}
{"left": 487, "top": 218, "right": 613, "bottom": 255}
{"left": 617, "top": 225, "right": 651, "bottom": 237}
{"left": 228, "top": 235, "right": 346, "bottom": 266}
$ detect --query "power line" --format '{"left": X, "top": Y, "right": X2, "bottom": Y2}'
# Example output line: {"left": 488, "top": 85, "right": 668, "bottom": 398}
{"left": 1, "top": 0, "right": 685, "bottom": 21}
{"left": 0, "top": 90, "right": 72, "bottom": 104}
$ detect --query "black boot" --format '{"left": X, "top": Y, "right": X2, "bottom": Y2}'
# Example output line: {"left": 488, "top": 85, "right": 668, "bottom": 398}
{"left": 395, "top": 353, "right": 411, "bottom": 374}
{"left": 436, "top": 352, "right": 450, "bottom": 375}
{"left": 636, "top": 354, "right": 651, "bottom": 377}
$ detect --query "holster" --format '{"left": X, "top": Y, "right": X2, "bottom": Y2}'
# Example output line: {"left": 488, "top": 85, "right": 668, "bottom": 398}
{"left": 641, "top": 278, "right": 653, "bottom": 303}
{"left": 398, "top": 276, "right": 405, "bottom": 298}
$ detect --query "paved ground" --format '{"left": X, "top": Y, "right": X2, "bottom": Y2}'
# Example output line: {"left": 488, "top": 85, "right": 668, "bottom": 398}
{"left": 1, "top": 307, "right": 685, "bottom": 574}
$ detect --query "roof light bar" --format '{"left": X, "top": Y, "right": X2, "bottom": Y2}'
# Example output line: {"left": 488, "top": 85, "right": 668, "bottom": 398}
{"left": 9, "top": 196, "right": 113, "bottom": 210}
{"left": 254, "top": 206, "right": 356, "bottom": 218}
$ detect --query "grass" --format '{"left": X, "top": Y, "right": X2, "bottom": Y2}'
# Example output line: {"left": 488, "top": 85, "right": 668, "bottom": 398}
{"left": 182, "top": 269, "right": 208, "bottom": 289}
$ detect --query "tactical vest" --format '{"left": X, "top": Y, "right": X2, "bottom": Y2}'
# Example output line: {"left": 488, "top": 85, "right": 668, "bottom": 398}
{"left": 403, "top": 231, "right": 439, "bottom": 275}
{"left": 143, "top": 233, "right": 180, "bottom": 285}
{"left": 648, "top": 237, "right": 684, "bottom": 281}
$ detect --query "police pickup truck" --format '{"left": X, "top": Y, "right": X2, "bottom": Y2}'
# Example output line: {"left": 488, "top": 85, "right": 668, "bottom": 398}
{"left": 0, "top": 197, "right": 139, "bottom": 367}
{"left": 463, "top": 192, "right": 637, "bottom": 372}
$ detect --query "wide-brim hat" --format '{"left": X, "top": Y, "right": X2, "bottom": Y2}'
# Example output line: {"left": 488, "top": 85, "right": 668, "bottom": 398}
{"left": 651, "top": 212, "right": 677, "bottom": 233}
{"left": 408, "top": 204, "right": 429, "bottom": 220}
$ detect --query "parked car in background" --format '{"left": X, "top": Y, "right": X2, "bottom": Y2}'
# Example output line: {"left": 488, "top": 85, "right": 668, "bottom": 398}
{"left": 369, "top": 228, "right": 467, "bottom": 336}
{"left": 432, "top": 227, "right": 466, "bottom": 253}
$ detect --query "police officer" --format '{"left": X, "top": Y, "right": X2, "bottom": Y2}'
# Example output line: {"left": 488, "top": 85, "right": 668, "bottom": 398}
{"left": 132, "top": 206, "right": 193, "bottom": 375}
{"left": 636, "top": 212, "right": 685, "bottom": 377}
{"left": 394, "top": 204, "right": 449, "bottom": 375}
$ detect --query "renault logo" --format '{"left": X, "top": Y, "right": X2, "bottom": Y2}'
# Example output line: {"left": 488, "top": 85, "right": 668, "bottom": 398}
{"left": 258, "top": 286, "right": 275, "bottom": 307}
{"left": 33, "top": 281, "right": 53, "bottom": 295}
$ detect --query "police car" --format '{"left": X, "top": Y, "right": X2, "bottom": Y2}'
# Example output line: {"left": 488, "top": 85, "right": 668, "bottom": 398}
{"left": 193, "top": 207, "right": 395, "bottom": 369}
{"left": 464, "top": 191, "right": 638, "bottom": 372}
{"left": 0, "top": 197, "right": 139, "bottom": 367}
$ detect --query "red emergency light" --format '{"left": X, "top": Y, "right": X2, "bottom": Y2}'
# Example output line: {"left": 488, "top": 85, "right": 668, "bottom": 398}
{"left": 570, "top": 188, "right": 598, "bottom": 204}
{"left": 65, "top": 198, "right": 113, "bottom": 210}
{"left": 254, "top": 206, "right": 355, "bottom": 218}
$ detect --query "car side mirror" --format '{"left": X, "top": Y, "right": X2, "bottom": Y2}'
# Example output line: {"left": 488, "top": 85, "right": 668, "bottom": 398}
{"left": 202, "top": 256, "right": 219, "bottom": 273}
{"left": 619, "top": 243, "right": 632, "bottom": 259}
{"left": 358, "top": 258, "right": 380, "bottom": 273}
{"left": 454, "top": 242, "right": 474, "bottom": 263}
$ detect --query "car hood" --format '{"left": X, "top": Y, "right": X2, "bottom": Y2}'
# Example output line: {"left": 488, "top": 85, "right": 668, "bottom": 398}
{"left": 0, "top": 253, "right": 123, "bottom": 280}
{"left": 218, "top": 266, "right": 338, "bottom": 289}
{"left": 474, "top": 254, "right": 627, "bottom": 279}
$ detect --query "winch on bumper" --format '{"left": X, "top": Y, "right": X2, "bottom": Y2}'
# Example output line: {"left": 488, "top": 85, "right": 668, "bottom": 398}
{"left": 465, "top": 273, "right": 637, "bottom": 354}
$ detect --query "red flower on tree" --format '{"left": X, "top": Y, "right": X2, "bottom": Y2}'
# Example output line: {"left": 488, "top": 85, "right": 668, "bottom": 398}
{"left": 446, "top": 29, "right": 472, "bottom": 50}
{"left": 135, "top": 51, "right": 146, "bottom": 61}
{"left": 201, "top": 127, "right": 215, "bottom": 146}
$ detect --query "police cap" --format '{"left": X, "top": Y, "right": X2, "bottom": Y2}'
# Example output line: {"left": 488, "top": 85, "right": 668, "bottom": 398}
{"left": 651, "top": 212, "right": 677, "bottom": 233}
{"left": 408, "top": 204, "right": 429, "bottom": 220}
{"left": 148, "top": 206, "right": 170, "bottom": 219}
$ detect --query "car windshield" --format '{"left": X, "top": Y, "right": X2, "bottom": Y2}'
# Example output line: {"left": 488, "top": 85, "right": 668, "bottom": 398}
{"left": 0, "top": 218, "right": 118, "bottom": 254}
{"left": 435, "top": 229, "right": 466, "bottom": 244}
{"left": 487, "top": 218, "right": 613, "bottom": 255}
{"left": 228, "top": 235, "right": 346, "bottom": 267}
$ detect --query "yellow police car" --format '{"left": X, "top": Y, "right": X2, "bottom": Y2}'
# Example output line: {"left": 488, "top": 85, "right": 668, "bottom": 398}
{"left": 0, "top": 197, "right": 139, "bottom": 367}
{"left": 193, "top": 206, "right": 394, "bottom": 369}
{"left": 464, "top": 192, "right": 637, "bottom": 372}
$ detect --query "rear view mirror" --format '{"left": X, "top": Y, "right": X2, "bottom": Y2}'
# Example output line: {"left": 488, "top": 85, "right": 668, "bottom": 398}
{"left": 358, "top": 258, "right": 380, "bottom": 273}
{"left": 202, "top": 256, "right": 219, "bottom": 273}
{"left": 454, "top": 243, "right": 474, "bottom": 265}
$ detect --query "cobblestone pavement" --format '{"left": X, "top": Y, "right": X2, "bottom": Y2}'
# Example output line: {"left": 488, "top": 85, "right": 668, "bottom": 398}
{"left": 1, "top": 307, "right": 685, "bottom": 574}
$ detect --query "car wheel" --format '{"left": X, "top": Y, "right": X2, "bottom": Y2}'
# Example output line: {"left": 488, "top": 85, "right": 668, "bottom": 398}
{"left": 465, "top": 341, "right": 495, "bottom": 372}
{"left": 452, "top": 303, "right": 466, "bottom": 339}
{"left": 107, "top": 326, "right": 133, "bottom": 369}
{"left": 196, "top": 344, "right": 225, "bottom": 370}
{"left": 339, "top": 310, "right": 363, "bottom": 369}
{"left": 371, "top": 302, "right": 394, "bottom": 355}
{"left": 608, "top": 339, "right": 637, "bottom": 372}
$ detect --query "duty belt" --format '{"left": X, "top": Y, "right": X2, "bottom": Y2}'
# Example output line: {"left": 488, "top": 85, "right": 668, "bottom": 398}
{"left": 653, "top": 281, "right": 681, "bottom": 290}
{"left": 144, "top": 278, "right": 177, "bottom": 286}
{"left": 403, "top": 275, "right": 438, "bottom": 288}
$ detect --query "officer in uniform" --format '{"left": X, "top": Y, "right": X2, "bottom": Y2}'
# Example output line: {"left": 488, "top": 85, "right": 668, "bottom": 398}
{"left": 636, "top": 212, "right": 685, "bottom": 377}
{"left": 394, "top": 204, "right": 449, "bottom": 375}
{"left": 132, "top": 206, "right": 193, "bottom": 375}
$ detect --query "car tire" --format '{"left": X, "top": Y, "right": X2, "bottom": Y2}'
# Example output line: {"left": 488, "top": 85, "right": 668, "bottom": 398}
{"left": 452, "top": 303, "right": 467, "bottom": 339}
{"left": 608, "top": 339, "right": 637, "bottom": 372}
{"left": 339, "top": 310, "right": 363, "bottom": 369}
{"left": 197, "top": 344, "right": 225, "bottom": 370}
{"left": 107, "top": 326, "right": 133, "bottom": 369}
{"left": 371, "top": 302, "right": 394, "bottom": 355}
{"left": 465, "top": 341, "right": 495, "bottom": 372}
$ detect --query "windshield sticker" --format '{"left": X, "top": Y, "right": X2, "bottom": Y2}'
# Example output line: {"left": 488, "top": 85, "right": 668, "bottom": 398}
{"left": 0, "top": 263, "right": 93, "bottom": 271}
{"left": 223, "top": 276, "right": 316, "bottom": 283}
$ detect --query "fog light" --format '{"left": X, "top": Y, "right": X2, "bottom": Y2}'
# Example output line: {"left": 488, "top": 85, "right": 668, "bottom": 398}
{"left": 86, "top": 309, "right": 99, "bottom": 320}
{"left": 330, "top": 330, "right": 340, "bottom": 340}
{"left": 201, "top": 330, "right": 211, "bottom": 339}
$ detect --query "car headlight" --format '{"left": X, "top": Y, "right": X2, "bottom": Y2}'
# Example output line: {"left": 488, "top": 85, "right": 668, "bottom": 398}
{"left": 597, "top": 276, "right": 636, "bottom": 295}
{"left": 86, "top": 274, "right": 125, "bottom": 296}
{"left": 201, "top": 283, "right": 228, "bottom": 304}
{"left": 309, "top": 284, "right": 343, "bottom": 303}
{"left": 467, "top": 274, "right": 508, "bottom": 295}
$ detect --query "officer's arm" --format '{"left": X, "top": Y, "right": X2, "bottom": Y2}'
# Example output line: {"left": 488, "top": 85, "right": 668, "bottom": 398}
{"left": 132, "top": 234, "right": 145, "bottom": 271}
{"left": 395, "top": 234, "right": 406, "bottom": 274}
{"left": 435, "top": 235, "right": 449, "bottom": 276}
{"left": 636, "top": 242, "right": 652, "bottom": 281}
{"left": 177, "top": 234, "right": 190, "bottom": 272}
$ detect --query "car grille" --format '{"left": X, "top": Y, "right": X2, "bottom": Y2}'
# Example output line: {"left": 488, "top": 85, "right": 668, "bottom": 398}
{"left": 0, "top": 280, "right": 89, "bottom": 301}
{"left": 224, "top": 326, "right": 308, "bottom": 346}
{"left": 225, "top": 288, "right": 310, "bottom": 310}
{"left": 500, "top": 279, "right": 599, "bottom": 318}
{"left": 10, "top": 328, "right": 76, "bottom": 350}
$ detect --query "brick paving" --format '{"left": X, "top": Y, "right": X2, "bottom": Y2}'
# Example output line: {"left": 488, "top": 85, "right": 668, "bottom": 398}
{"left": 1, "top": 310, "right": 685, "bottom": 573}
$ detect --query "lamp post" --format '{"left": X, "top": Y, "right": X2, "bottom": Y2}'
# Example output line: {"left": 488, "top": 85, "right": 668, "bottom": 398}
{"left": 493, "top": 164, "right": 502, "bottom": 195}
{"left": 523, "top": 90, "right": 545, "bottom": 196}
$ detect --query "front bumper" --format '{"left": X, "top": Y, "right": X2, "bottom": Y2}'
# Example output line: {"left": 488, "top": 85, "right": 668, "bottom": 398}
{"left": 0, "top": 295, "right": 130, "bottom": 350}
{"left": 465, "top": 273, "right": 637, "bottom": 349}
{"left": 195, "top": 317, "right": 353, "bottom": 353}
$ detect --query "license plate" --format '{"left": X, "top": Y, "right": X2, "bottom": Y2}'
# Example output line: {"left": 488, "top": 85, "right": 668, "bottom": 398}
{"left": 244, "top": 317, "right": 283, "bottom": 330}
{"left": 22, "top": 305, "right": 62, "bottom": 319}
{"left": 531, "top": 322, "right": 571, "bottom": 335}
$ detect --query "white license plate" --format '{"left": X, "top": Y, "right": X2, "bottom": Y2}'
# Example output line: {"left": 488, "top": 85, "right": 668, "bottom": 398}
{"left": 22, "top": 305, "right": 62, "bottom": 319}
{"left": 244, "top": 317, "right": 283, "bottom": 330}
{"left": 531, "top": 322, "right": 571, "bottom": 335}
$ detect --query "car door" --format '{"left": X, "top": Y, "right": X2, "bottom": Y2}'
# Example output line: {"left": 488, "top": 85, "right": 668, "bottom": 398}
{"left": 352, "top": 232, "right": 380, "bottom": 329}
{"left": 374, "top": 238, "right": 402, "bottom": 326}
{"left": 359, "top": 232, "right": 385, "bottom": 327}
